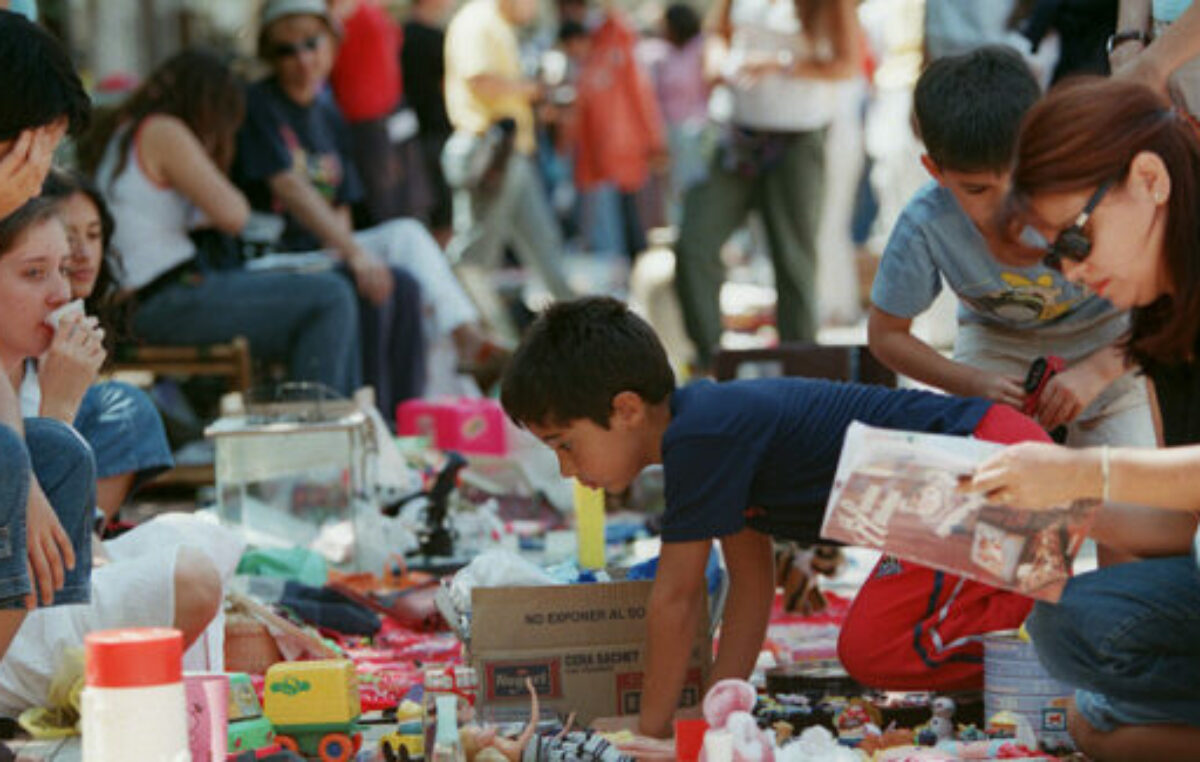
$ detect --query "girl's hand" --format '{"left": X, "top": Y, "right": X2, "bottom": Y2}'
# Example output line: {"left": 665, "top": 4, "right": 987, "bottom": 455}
{"left": 25, "top": 485, "right": 76, "bottom": 607}
{"left": 1032, "top": 362, "right": 1107, "bottom": 431}
{"left": 966, "top": 442, "right": 1100, "bottom": 510}
{"left": 38, "top": 312, "right": 105, "bottom": 422}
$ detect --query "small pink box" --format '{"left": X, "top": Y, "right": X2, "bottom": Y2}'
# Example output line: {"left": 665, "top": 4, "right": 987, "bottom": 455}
{"left": 397, "top": 397, "right": 508, "bottom": 455}
{"left": 184, "top": 672, "right": 229, "bottom": 761}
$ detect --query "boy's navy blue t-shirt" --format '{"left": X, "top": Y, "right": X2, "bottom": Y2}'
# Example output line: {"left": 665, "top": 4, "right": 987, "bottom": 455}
{"left": 660, "top": 378, "right": 992, "bottom": 543}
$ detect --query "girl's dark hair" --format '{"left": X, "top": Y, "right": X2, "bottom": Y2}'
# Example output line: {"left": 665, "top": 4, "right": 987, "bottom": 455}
{"left": 40, "top": 168, "right": 125, "bottom": 349}
{"left": 1012, "top": 77, "right": 1200, "bottom": 364}
{"left": 664, "top": 3, "right": 701, "bottom": 47}
{"left": 0, "top": 196, "right": 64, "bottom": 257}
{"left": 77, "top": 48, "right": 246, "bottom": 180}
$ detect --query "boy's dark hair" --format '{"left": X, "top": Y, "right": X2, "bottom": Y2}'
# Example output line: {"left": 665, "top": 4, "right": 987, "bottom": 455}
{"left": 664, "top": 3, "right": 700, "bottom": 48}
{"left": 913, "top": 45, "right": 1040, "bottom": 173}
{"left": 501, "top": 297, "right": 676, "bottom": 429}
{"left": 0, "top": 10, "right": 90, "bottom": 141}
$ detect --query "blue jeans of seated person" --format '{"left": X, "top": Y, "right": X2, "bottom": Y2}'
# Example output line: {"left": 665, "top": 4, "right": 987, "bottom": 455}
{"left": 133, "top": 269, "right": 362, "bottom": 397}
{"left": 0, "top": 420, "right": 94, "bottom": 609}
{"left": 343, "top": 264, "right": 427, "bottom": 415}
{"left": 76, "top": 381, "right": 174, "bottom": 497}
{"left": 1027, "top": 554, "right": 1200, "bottom": 731}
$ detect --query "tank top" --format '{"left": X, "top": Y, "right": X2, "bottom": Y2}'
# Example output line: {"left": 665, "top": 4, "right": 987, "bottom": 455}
{"left": 95, "top": 121, "right": 197, "bottom": 291}
{"left": 723, "top": 0, "right": 836, "bottom": 131}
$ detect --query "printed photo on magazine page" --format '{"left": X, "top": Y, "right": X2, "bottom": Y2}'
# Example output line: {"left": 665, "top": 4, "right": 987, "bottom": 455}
{"left": 820, "top": 422, "right": 1097, "bottom": 602}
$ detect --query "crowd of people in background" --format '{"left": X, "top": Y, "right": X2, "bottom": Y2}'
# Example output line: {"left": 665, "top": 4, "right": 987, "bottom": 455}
{"left": 4, "top": 0, "right": 1200, "bottom": 758}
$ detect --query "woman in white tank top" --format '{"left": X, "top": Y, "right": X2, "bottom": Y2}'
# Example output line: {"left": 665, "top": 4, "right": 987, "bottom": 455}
{"left": 77, "top": 50, "right": 364, "bottom": 396}
{"left": 672, "top": 0, "right": 859, "bottom": 371}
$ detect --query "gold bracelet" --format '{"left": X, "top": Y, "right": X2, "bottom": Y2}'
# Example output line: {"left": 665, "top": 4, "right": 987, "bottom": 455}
{"left": 1101, "top": 445, "right": 1111, "bottom": 503}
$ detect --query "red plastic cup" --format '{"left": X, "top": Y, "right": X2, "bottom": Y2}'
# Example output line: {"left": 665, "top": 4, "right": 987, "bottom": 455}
{"left": 674, "top": 717, "right": 709, "bottom": 762}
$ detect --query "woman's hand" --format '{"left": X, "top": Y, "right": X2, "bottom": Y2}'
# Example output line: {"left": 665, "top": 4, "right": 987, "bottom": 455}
{"left": 966, "top": 442, "right": 1101, "bottom": 510}
{"left": 38, "top": 312, "right": 106, "bottom": 422}
{"left": 25, "top": 484, "right": 76, "bottom": 607}
{"left": 346, "top": 250, "right": 394, "bottom": 306}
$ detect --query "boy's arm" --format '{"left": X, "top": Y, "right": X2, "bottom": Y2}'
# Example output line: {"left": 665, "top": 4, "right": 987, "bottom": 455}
{"left": 638, "top": 539, "right": 712, "bottom": 739}
{"left": 867, "top": 306, "right": 1025, "bottom": 407}
{"left": 710, "top": 528, "right": 775, "bottom": 682}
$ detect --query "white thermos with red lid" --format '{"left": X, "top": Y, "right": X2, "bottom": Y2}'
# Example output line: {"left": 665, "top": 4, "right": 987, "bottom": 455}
{"left": 82, "top": 627, "right": 189, "bottom": 761}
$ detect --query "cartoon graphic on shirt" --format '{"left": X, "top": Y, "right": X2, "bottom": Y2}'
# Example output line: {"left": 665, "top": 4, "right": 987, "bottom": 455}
{"left": 279, "top": 124, "right": 343, "bottom": 204}
{"left": 959, "top": 271, "right": 1087, "bottom": 325}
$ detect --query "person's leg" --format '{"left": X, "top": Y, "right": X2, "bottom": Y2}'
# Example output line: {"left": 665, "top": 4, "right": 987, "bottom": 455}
{"left": 506, "top": 155, "right": 574, "bottom": 300}
{"left": 672, "top": 157, "right": 754, "bottom": 370}
{"left": 1064, "top": 701, "right": 1200, "bottom": 762}
{"left": 73, "top": 382, "right": 173, "bottom": 524}
{"left": 1027, "top": 555, "right": 1200, "bottom": 727}
{"left": 355, "top": 219, "right": 479, "bottom": 337}
{"left": 172, "top": 545, "right": 222, "bottom": 650}
{"left": 620, "top": 190, "right": 647, "bottom": 259}
{"left": 352, "top": 265, "right": 428, "bottom": 414}
{"left": 132, "top": 270, "right": 363, "bottom": 396}
{"left": 758, "top": 130, "right": 824, "bottom": 344}
{"left": 0, "top": 426, "right": 30, "bottom": 658}
{"left": 838, "top": 404, "right": 1049, "bottom": 691}
{"left": 24, "top": 419, "right": 94, "bottom": 606}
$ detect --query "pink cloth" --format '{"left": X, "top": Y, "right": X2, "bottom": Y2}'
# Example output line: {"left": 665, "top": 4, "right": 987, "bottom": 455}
{"left": 642, "top": 35, "right": 709, "bottom": 126}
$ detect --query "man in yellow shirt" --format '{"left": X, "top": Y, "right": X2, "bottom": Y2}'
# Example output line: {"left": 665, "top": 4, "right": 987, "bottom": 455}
{"left": 443, "top": 0, "right": 573, "bottom": 306}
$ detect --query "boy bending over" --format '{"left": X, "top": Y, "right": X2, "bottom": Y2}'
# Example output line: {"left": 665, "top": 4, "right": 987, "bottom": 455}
{"left": 500, "top": 297, "right": 1048, "bottom": 738}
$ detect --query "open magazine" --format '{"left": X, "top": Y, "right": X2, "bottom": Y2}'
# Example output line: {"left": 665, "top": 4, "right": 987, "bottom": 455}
{"left": 820, "top": 422, "right": 1098, "bottom": 602}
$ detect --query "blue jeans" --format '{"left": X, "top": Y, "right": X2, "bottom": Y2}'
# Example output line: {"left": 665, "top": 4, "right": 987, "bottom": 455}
{"left": 0, "top": 420, "right": 94, "bottom": 609}
{"left": 133, "top": 269, "right": 362, "bottom": 396}
{"left": 1028, "top": 555, "right": 1200, "bottom": 730}
{"left": 75, "top": 382, "right": 173, "bottom": 495}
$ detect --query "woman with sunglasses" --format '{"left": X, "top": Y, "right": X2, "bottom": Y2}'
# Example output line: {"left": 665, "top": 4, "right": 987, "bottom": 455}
{"left": 967, "top": 77, "right": 1200, "bottom": 760}
{"left": 76, "top": 49, "right": 365, "bottom": 399}
{"left": 234, "top": 0, "right": 509, "bottom": 396}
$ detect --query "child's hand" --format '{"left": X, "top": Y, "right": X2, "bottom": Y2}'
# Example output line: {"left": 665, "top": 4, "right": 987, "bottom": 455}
{"left": 1030, "top": 362, "right": 1106, "bottom": 431}
{"left": 969, "top": 370, "right": 1025, "bottom": 409}
{"left": 0, "top": 127, "right": 59, "bottom": 219}
{"left": 38, "top": 312, "right": 105, "bottom": 422}
{"left": 25, "top": 486, "right": 76, "bottom": 607}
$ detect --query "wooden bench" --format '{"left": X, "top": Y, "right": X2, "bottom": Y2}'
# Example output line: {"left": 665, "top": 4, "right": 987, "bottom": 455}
{"left": 109, "top": 337, "right": 254, "bottom": 488}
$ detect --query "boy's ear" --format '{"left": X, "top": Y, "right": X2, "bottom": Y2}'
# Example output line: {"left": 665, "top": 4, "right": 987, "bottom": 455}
{"left": 920, "top": 154, "right": 946, "bottom": 185}
{"left": 610, "top": 391, "right": 645, "bottom": 429}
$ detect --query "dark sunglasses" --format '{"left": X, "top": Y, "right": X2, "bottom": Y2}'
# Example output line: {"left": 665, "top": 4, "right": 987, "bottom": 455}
{"left": 1042, "top": 179, "right": 1114, "bottom": 272}
{"left": 270, "top": 34, "right": 323, "bottom": 60}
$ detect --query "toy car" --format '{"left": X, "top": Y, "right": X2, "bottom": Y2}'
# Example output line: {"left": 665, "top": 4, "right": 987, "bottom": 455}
{"left": 262, "top": 660, "right": 365, "bottom": 762}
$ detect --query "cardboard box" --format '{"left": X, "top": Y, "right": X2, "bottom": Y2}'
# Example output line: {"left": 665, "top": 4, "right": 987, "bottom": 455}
{"left": 467, "top": 581, "right": 711, "bottom": 724}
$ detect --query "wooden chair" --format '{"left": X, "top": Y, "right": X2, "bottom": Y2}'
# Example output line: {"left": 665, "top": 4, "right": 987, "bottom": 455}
{"left": 109, "top": 336, "right": 254, "bottom": 487}
{"left": 712, "top": 342, "right": 897, "bottom": 387}
{"left": 111, "top": 336, "right": 254, "bottom": 394}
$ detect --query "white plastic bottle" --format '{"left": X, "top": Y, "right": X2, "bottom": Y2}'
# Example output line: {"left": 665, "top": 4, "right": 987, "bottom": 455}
{"left": 82, "top": 627, "right": 189, "bottom": 761}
